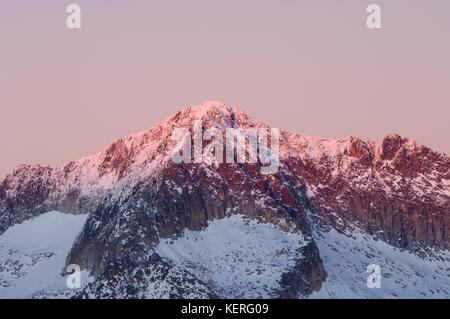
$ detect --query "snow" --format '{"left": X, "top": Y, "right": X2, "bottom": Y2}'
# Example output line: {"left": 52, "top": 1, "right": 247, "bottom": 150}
{"left": 187, "top": 100, "right": 234, "bottom": 121}
{"left": 310, "top": 228, "right": 450, "bottom": 299}
{"left": 0, "top": 211, "right": 91, "bottom": 298}
{"left": 156, "top": 214, "right": 307, "bottom": 298}
{"left": 282, "top": 133, "right": 352, "bottom": 160}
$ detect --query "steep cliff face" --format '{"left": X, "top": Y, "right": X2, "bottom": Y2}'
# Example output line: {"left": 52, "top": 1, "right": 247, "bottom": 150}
{"left": 0, "top": 101, "right": 448, "bottom": 298}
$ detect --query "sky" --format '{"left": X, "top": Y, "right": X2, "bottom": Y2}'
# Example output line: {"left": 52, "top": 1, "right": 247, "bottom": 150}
{"left": 0, "top": 0, "right": 449, "bottom": 177}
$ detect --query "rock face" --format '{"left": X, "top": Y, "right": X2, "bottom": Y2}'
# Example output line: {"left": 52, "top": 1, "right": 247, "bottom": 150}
{"left": 284, "top": 133, "right": 449, "bottom": 250}
{"left": 0, "top": 100, "right": 448, "bottom": 298}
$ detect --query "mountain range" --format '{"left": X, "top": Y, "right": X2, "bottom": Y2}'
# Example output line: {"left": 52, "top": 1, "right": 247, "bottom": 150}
{"left": 0, "top": 101, "right": 449, "bottom": 298}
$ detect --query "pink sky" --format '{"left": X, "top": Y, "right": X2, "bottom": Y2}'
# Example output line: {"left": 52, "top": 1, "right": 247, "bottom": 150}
{"left": 0, "top": 0, "right": 449, "bottom": 177}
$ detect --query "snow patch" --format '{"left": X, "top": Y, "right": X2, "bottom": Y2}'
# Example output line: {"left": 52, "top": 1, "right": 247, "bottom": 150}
{"left": 310, "top": 228, "right": 450, "bottom": 298}
{"left": 0, "top": 211, "right": 90, "bottom": 298}
{"left": 156, "top": 214, "right": 307, "bottom": 298}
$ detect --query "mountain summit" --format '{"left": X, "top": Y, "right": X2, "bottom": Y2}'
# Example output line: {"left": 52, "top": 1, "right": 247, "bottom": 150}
{"left": 0, "top": 101, "right": 449, "bottom": 298}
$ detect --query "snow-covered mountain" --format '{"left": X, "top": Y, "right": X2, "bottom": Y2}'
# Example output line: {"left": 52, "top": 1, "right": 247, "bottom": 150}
{"left": 0, "top": 100, "right": 449, "bottom": 298}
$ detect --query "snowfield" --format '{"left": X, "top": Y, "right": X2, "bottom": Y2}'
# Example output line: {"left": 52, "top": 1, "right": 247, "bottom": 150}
{"left": 156, "top": 214, "right": 308, "bottom": 298}
{"left": 0, "top": 211, "right": 90, "bottom": 298}
{"left": 311, "top": 227, "right": 450, "bottom": 298}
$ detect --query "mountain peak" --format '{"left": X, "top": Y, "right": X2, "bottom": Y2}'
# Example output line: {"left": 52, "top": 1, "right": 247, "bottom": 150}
{"left": 163, "top": 100, "right": 262, "bottom": 130}
{"left": 189, "top": 100, "right": 232, "bottom": 113}
{"left": 377, "top": 133, "right": 419, "bottom": 161}
{"left": 184, "top": 100, "right": 235, "bottom": 121}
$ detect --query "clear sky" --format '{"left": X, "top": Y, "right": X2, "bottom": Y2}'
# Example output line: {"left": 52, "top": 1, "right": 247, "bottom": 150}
{"left": 1, "top": 0, "right": 449, "bottom": 177}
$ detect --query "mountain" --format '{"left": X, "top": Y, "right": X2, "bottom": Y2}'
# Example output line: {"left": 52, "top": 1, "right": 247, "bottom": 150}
{"left": 0, "top": 100, "right": 449, "bottom": 298}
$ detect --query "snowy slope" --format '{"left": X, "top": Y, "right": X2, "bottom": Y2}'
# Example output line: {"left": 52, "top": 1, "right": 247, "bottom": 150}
{"left": 0, "top": 211, "right": 90, "bottom": 298}
{"left": 310, "top": 227, "right": 450, "bottom": 298}
{"left": 156, "top": 214, "right": 308, "bottom": 298}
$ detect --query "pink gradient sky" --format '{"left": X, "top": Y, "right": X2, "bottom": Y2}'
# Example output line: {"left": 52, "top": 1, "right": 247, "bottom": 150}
{"left": 1, "top": 0, "right": 449, "bottom": 177}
